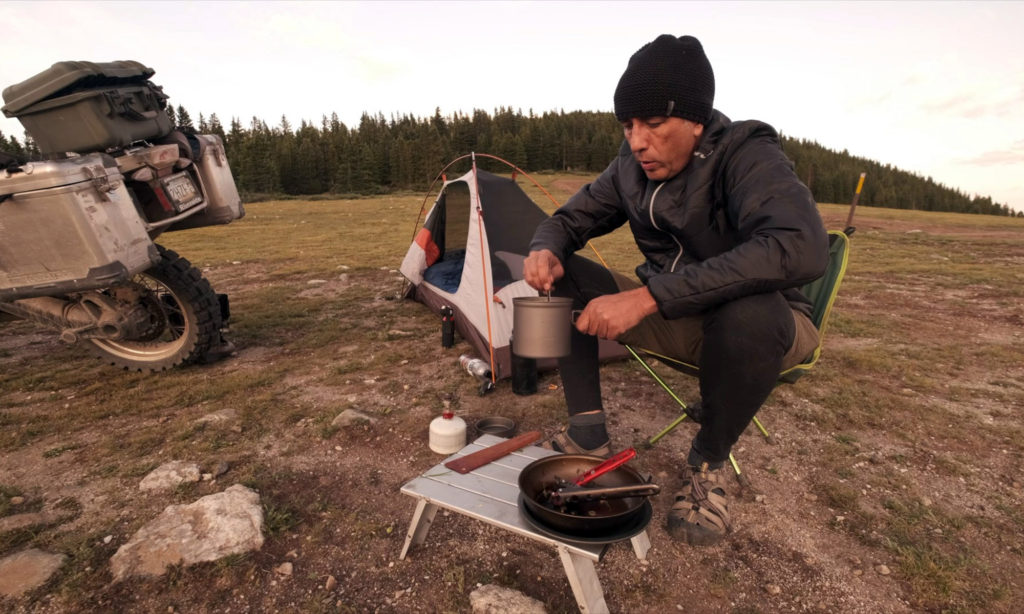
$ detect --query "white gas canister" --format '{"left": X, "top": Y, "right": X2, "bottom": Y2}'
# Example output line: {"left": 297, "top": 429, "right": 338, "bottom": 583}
{"left": 429, "top": 411, "right": 467, "bottom": 454}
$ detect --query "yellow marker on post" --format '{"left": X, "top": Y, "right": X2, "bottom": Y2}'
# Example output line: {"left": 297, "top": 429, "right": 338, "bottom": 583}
{"left": 846, "top": 172, "right": 866, "bottom": 230}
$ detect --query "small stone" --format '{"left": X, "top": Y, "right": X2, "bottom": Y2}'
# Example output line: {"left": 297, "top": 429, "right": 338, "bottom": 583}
{"left": 196, "top": 408, "right": 238, "bottom": 424}
{"left": 275, "top": 562, "right": 293, "bottom": 576}
{"left": 0, "top": 549, "right": 67, "bottom": 597}
{"left": 103, "top": 535, "right": 113, "bottom": 544}
{"left": 394, "top": 589, "right": 404, "bottom": 599}
{"left": 325, "top": 575, "right": 338, "bottom": 591}
{"left": 754, "top": 494, "right": 765, "bottom": 503}
{"left": 201, "top": 473, "right": 214, "bottom": 481}
{"left": 9, "top": 496, "right": 24, "bottom": 505}
{"left": 139, "top": 461, "right": 202, "bottom": 492}
{"left": 921, "top": 497, "right": 932, "bottom": 506}
{"left": 804, "top": 493, "right": 817, "bottom": 502}
{"left": 765, "top": 584, "right": 782, "bottom": 595}
{"left": 307, "top": 279, "right": 327, "bottom": 285}
{"left": 332, "top": 409, "right": 377, "bottom": 428}
{"left": 286, "top": 549, "right": 299, "bottom": 559}
{"left": 853, "top": 569, "right": 863, "bottom": 576}
{"left": 213, "top": 462, "right": 230, "bottom": 478}
{"left": 875, "top": 564, "right": 891, "bottom": 575}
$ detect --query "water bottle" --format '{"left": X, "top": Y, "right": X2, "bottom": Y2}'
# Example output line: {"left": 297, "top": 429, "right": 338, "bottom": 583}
{"left": 459, "top": 354, "right": 492, "bottom": 380}
{"left": 440, "top": 305, "right": 454, "bottom": 348}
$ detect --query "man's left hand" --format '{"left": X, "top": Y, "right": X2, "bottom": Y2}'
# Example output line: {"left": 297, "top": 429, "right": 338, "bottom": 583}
{"left": 575, "top": 287, "right": 659, "bottom": 340}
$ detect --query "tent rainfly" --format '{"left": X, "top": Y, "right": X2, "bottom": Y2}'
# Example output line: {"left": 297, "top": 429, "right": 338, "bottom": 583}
{"left": 400, "top": 154, "right": 625, "bottom": 383}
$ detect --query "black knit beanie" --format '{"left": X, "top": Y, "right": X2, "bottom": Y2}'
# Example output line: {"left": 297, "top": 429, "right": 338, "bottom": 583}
{"left": 614, "top": 34, "right": 715, "bottom": 125}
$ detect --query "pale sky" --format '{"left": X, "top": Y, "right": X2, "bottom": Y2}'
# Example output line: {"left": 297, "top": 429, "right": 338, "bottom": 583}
{"left": 2, "top": 1, "right": 1022, "bottom": 212}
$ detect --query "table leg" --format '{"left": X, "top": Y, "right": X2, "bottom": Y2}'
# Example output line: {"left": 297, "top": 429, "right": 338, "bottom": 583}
{"left": 630, "top": 530, "right": 651, "bottom": 560}
{"left": 399, "top": 499, "right": 439, "bottom": 560}
{"left": 557, "top": 545, "right": 610, "bottom": 614}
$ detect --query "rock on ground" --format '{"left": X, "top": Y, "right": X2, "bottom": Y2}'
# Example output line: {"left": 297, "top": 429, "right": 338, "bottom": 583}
{"left": 196, "top": 408, "right": 239, "bottom": 424}
{"left": 470, "top": 584, "right": 547, "bottom": 614}
{"left": 109, "top": 484, "right": 264, "bottom": 581}
{"left": 0, "top": 549, "right": 66, "bottom": 597}
{"left": 331, "top": 409, "right": 378, "bottom": 428}
{"left": 139, "top": 460, "right": 202, "bottom": 492}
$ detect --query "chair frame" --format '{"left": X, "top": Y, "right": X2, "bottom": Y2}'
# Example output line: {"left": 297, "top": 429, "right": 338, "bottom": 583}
{"left": 631, "top": 228, "right": 853, "bottom": 477}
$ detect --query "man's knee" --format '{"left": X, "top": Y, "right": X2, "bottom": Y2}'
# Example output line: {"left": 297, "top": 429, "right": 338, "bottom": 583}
{"left": 703, "top": 293, "right": 794, "bottom": 354}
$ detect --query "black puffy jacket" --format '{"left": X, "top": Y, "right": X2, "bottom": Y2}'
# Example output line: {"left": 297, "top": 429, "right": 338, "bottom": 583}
{"left": 530, "top": 110, "right": 829, "bottom": 319}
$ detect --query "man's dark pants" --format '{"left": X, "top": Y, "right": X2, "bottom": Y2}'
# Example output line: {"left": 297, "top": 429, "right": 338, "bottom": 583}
{"left": 552, "top": 255, "right": 820, "bottom": 466}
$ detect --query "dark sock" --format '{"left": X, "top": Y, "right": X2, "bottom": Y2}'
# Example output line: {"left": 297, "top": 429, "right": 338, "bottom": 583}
{"left": 567, "top": 412, "right": 609, "bottom": 449}
{"left": 686, "top": 446, "right": 725, "bottom": 471}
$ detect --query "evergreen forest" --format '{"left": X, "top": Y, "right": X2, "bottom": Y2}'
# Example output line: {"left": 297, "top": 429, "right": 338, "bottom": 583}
{"left": 2, "top": 105, "right": 1018, "bottom": 217}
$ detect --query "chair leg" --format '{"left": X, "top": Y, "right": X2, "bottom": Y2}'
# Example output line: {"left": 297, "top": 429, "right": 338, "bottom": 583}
{"left": 627, "top": 345, "right": 764, "bottom": 480}
{"left": 649, "top": 412, "right": 689, "bottom": 445}
{"left": 751, "top": 416, "right": 770, "bottom": 440}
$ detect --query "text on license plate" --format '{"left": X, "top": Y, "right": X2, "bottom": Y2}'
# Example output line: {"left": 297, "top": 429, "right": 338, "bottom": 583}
{"left": 162, "top": 173, "right": 203, "bottom": 212}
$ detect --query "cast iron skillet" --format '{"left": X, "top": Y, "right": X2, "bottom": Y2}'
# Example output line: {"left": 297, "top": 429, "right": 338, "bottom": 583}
{"left": 517, "top": 454, "right": 657, "bottom": 535}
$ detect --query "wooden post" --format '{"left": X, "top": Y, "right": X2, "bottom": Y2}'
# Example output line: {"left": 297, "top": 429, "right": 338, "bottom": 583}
{"left": 846, "top": 172, "right": 866, "bottom": 229}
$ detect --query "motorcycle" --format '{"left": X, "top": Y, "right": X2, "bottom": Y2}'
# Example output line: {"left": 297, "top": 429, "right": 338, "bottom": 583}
{"left": 0, "top": 61, "right": 242, "bottom": 371}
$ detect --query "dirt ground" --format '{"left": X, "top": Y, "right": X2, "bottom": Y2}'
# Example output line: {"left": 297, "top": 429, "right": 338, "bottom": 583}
{"left": 2, "top": 205, "right": 1023, "bottom": 614}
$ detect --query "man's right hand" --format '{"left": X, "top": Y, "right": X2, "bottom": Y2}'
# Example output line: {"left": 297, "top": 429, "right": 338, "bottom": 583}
{"left": 523, "top": 249, "right": 564, "bottom": 293}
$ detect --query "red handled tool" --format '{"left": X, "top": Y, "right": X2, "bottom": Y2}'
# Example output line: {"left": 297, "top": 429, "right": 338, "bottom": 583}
{"left": 573, "top": 447, "right": 637, "bottom": 486}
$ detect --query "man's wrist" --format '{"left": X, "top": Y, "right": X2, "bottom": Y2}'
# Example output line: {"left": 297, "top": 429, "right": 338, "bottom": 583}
{"left": 633, "top": 286, "right": 659, "bottom": 316}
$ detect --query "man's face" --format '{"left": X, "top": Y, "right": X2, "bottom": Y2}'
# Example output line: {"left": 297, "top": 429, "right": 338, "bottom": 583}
{"left": 622, "top": 116, "right": 704, "bottom": 181}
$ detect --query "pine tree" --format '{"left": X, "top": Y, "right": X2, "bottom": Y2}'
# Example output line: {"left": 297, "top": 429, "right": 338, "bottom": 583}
{"left": 176, "top": 105, "right": 194, "bottom": 131}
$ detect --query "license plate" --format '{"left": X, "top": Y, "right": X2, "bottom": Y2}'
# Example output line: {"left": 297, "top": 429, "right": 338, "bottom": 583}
{"left": 161, "top": 172, "right": 203, "bottom": 212}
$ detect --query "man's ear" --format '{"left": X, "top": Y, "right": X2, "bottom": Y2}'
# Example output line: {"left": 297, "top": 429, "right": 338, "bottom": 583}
{"left": 693, "top": 123, "right": 705, "bottom": 138}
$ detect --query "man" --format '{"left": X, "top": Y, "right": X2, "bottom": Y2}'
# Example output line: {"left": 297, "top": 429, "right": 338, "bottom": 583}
{"left": 522, "top": 34, "right": 828, "bottom": 546}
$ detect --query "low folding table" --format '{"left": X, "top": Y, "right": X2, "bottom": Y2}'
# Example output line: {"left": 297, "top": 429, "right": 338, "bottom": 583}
{"left": 399, "top": 434, "right": 651, "bottom": 614}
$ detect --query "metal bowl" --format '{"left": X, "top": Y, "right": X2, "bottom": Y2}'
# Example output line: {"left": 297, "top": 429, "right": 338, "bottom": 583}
{"left": 475, "top": 416, "right": 516, "bottom": 438}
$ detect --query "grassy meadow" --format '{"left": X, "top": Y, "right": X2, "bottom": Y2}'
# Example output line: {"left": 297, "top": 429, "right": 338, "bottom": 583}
{"left": 1, "top": 172, "right": 1023, "bottom": 613}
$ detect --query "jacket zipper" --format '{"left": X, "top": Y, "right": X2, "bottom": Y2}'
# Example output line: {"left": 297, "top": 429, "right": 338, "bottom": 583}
{"left": 646, "top": 183, "right": 685, "bottom": 272}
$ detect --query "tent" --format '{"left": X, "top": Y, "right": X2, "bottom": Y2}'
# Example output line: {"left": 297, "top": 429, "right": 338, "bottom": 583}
{"left": 400, "top": 154, "right": 625, "bottom": 382}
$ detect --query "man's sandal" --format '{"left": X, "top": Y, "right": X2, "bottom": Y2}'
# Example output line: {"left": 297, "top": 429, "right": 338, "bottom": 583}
{"left": 540, "top": 427, "right": 612, "bottom": 458}
{"left": 666, "top": 462, "right": 732, "bottom": 546}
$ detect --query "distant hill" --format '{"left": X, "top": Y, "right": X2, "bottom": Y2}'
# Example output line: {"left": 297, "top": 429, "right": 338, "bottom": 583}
{"left": 2, "top": 107, "right": 1017, "bottom": 217}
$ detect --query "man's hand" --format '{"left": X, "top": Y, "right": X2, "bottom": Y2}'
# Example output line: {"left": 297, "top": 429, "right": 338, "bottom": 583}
{"left": 523, "top": 249, "right": 564, "bottom": 293}
{"left": 575, "top": 287, "right": 658, "bottom": 340}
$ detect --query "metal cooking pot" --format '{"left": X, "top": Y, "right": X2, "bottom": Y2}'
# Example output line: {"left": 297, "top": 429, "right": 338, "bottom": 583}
{"left": 517, "top": 454, "right": 658, "bottom": 535}
{"left": 512, "top": 296, "right": 577, "bottom": 358}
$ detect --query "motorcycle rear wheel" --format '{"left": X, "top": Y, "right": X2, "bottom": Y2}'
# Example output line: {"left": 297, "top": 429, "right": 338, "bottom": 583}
{"left": 89, "top": 245, "right": 222, "bottom": 371}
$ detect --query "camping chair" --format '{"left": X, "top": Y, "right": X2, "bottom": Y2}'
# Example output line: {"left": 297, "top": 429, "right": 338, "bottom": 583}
{"left": 628, "top": 227, "right": 853, "bottom": 478}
